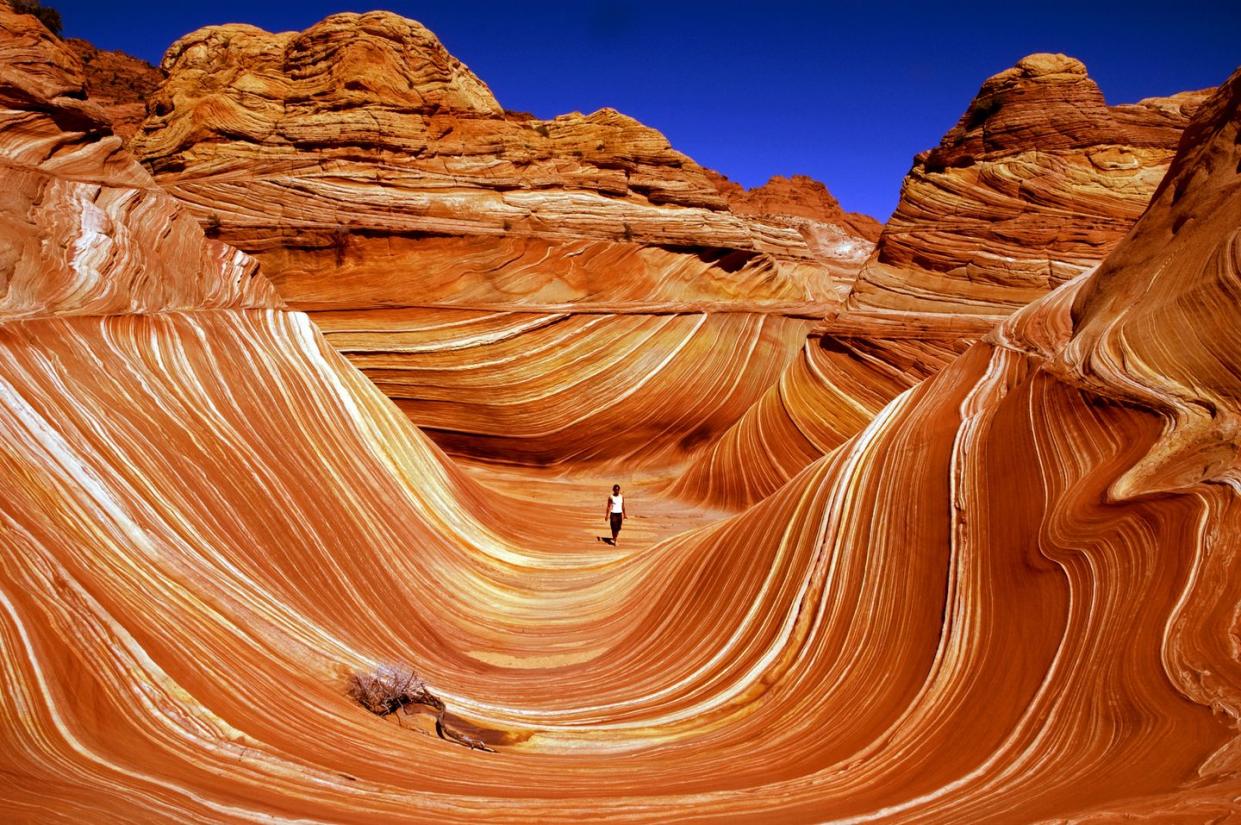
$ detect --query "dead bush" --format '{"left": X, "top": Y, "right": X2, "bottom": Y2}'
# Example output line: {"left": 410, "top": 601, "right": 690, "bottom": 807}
{"left": 347, "top": 665, "right": 494, "bottom": 752}
{"left": 347, "top": 665, "right": 442, "bottom": 716}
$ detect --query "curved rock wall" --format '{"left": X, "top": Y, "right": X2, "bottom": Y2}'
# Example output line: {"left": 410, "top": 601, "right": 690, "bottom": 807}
{"left": 122, "top": 12, "right": 881, "bottom": 468}
{"left": 4, "top": 7, "right": 1241, "bottom": 820}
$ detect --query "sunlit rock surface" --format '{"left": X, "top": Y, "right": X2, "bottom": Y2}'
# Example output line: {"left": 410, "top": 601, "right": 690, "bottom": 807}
{"left": 671, "top": 53, "right": 1210, "bottom": 506}
{"left": 131, "top": 12, "right": 875, "bottom": 290}
{"left": 666, "top": 324, "right": 970, "bottom": 507}
{"left": 848, "top": 53, "right": 1209, "bottom": 319}
{"left": 65, "top": 36, "right": 162, "bottom": 142}
{"left": 4, "top": 6, "right": 1241, "bottom": 820}
{"left": 126, "top": 11, "right": 879, "bottom": 467}
{"left": 0, "top": 9, "right": 276, "bottom": 318}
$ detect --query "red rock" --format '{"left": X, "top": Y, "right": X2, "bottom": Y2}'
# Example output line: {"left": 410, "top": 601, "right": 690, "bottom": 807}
{"left": 4, "top": 3, "right": 1241, "bottom": 820}
{"left": 125, "top": 11, "right": 878, "bottom": 468}
{"left": 848, "top": 53, "right": 1210, "bottom": 318}
{"left": 65, "top": 37, "right": 162, "bottom": 141}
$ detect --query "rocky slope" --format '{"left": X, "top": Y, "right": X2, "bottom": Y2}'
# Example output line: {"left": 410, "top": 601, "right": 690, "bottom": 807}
{"left": 670, "top": 53, "right": 1211, "bottom": 506}
{"left": 123, "top": 11, "right": 879, "bottom": 469}
{"left": 4, "top": 6, "right": 1241, "bottom": 819}
{"left": 131, "top": 12, "right": 875, "bottom": 299}
{"left": 847, "top": 52, "right": 1209, "bottom": 318}
{"left": 65, "top": 37, "right": 162, "bottom": 141}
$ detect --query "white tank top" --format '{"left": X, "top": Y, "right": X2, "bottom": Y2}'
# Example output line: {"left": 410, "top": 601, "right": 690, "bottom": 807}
{"left": 610, "top": 494, "right": 624, "bottom": 513}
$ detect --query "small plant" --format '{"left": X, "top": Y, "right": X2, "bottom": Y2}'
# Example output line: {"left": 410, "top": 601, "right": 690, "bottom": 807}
{"left": 347, "top": 665, "right": 495, "bottom": 752}
{"left": 347, "top": 665, "right": 442, "bottom": 716}
{"left": 532, "top": 122, "right": 550, "bottom": 139}
{"left": 621, "top": 221, "right": 633, "bottom": 242}
{"left": 13, "top": 0, "right": 62, "bottom": 37}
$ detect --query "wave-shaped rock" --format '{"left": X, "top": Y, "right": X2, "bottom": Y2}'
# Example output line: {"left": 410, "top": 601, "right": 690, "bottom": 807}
{"left": 667, "top": 328, "right": 968, "bottom": 507}
{"left": 669, "top": 54, "right": 1211, "bottom": 505}
{"left": 121, "top": 11, "right": 878, "bottom": 467}
{"left": 4, "top": 5, "right": 1241, "bottom": 820}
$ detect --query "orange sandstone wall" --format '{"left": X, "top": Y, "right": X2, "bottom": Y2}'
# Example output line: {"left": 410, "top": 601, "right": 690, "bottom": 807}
{"left": 123, "top": 12, "right": 878, "bottom": 469}
{"left": 848, "top": 53, "right": 1208, "bottom": 319}
{"left": 3, "top": 6, "right": 1241, "bottom": 820}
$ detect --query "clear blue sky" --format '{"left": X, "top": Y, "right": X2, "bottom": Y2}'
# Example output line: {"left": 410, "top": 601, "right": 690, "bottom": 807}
{"left": 50, "top": 0, "right": 1240, "bottom": 221}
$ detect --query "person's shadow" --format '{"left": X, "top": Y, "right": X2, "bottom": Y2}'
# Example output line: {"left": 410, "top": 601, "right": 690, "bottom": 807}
{"left": 596, "top": 536, "right": 616, "bottom": 546}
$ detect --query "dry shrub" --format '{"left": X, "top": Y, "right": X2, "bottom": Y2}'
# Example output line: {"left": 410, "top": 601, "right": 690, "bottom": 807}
{"left": 347, "top": 665, "right": 442, "bottom": 716}
{"left": 347, "top": 665, "right": 495, "bottom": 752}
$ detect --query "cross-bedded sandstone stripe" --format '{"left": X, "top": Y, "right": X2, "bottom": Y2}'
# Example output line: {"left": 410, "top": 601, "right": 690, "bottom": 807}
{"left": 666, "top": 332, "right": 969, "bottom": 508}
{"left": 308, "top": 305, "right": 813, "bottom": 470}
{"left": 847, "top": 53, "right": 1208, "bottom": 319}
{"left": 3, "top": 7, "right": 1241, "bottom": 822}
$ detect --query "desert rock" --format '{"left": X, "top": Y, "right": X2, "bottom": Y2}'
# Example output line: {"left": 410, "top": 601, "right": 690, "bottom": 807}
{"left": 4, "top": 4, "right": 1241, "bottom": 821}
{"left": 847, "top": 53, "right": 1209, "bottom": 318}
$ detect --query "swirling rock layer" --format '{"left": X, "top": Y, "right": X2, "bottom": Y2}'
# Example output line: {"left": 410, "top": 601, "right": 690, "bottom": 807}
{"left": 0, "top": 8, "right": 278, "bottom": 320}
{"left": 124, "top": 11, "right": 880, "bottom": 467}
{"left": 848, "top": 53, "right": 1209, "bottom": 318}
{"left": 314, "top": 305, "right": 812, "bottom": 470}
{"left": 667, "top": 327, "right": 969, "bottom": 507}
{"left": 130, "top": 10, "right": 875, "bottom": 287}
{"left": 4, "top": 6, "right": 1241, "bottom": 822}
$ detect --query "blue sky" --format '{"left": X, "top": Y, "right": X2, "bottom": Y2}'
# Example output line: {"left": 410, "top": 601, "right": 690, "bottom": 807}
{"left": 50, "top": 0, "right": 1241, "bottom": 220}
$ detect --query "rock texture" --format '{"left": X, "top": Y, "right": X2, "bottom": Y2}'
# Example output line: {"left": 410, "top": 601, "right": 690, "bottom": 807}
{"left": 124, "top": 11, "right": 877, "bottom": 467}
{"left": 0, "top": 7, "right": 276, "bottom": 318}
{"left": 666, "top": 331, "right": 969, "bottom": 507}
{"left": 132, "top": 12, "right": 875, "bottom": 295}
{"left": 670, "top": 53, "right": 1212, "bottom": 506}
{"left": 317, "top": 307, "right": 812, "bottom": 469}
{"left": 708, "top": 171, "right": 882, "bottom": 298}
{"left": 848, "top": 53, "right": 1209, "bottom": 318}
{"left": 4, "top": 5, "right": 1241, "bottom": 821}
{"left": 65, "top": 38, "right": 162, "bottom": 141}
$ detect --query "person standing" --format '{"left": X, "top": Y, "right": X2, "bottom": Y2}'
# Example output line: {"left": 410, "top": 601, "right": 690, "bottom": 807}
{"left": 603, "top": 484, "right": 627, "bottom": 545}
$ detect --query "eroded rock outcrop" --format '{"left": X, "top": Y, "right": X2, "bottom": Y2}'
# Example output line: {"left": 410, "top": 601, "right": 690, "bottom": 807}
{"left": 0, "top": 7, "right": 275, "bottom": 318}
{"left": 3, "top": 5, "right": 1241, "bottom": 820}
{"left": 670, "top": 54, "right": 1211, "bottom": 506}
{"left": 65, "top": 37, "right": 162, "bottom": 141}
{"left": 124, "top": 11, "right": 878, "bottom": 468}
{"left": 131, "top": 12, "right": 874, "bottom": 297}
{"left": 848, "top": 53, "right": 1209, "bottom": 318}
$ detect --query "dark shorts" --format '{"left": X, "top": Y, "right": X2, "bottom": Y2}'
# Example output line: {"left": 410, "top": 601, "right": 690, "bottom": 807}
{"left": 610, "top": 512, "right": 623, "bottom": 533}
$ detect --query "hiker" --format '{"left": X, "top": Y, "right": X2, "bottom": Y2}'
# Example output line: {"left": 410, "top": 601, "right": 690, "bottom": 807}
{"left": 603, "top": 484, "right": 627, "bottom": 544}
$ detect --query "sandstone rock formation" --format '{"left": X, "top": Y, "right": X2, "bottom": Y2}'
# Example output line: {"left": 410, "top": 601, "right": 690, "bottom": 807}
{"left": 668, "top": 53, "right": 1212, "bottom": 506}
{"left": 4, "top": 4, "right": 1241, "bottom": 821}
{"left": 848, "top": 53, "right": 1209, "bottom": 319}
{"left": 666, "top": 331, "right": 969, "bottom": 507}
{"left": 66, "top": 37, "right": 162, "bottom": 141}
{"left": 0, "top": 7, "right": 275, "bottom": 318}
{"left": 121, "top": 12, "right": 882, "bottom": 468}
{"left": 131, "top": 12, "right": 875, "bottom": 296}
{"left": 708, "top": 171, "right": 882, "bottom": 297}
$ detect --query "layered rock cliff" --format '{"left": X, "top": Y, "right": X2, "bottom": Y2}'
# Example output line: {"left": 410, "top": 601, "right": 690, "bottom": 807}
{"left": 65, "top": 37, "right": 162, "bottom": 141}
{"left": 4, "top": 5, "right": 1241, "bottom": 819}
{"left": 0, "top": 7, "right": 275, "bottom": 318}
{"left": 131, "top": 12, "right": 874, "bottom": 297}
{"left": 671, "top": 53, "right": 1211, "bottom": 506}
{"left": 847, "top": 52, "right": 1209, "bottom": 318}
{"left": 123, "top": 11, "right": 881, "bottom": 469}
